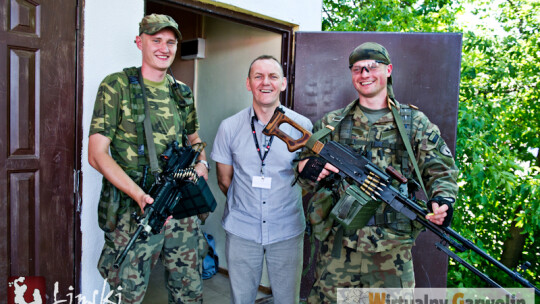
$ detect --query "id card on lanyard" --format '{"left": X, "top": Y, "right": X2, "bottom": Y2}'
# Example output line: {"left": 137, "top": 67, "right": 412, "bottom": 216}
{"left": 251, "top": 114, "right": 274, "bottom": 189}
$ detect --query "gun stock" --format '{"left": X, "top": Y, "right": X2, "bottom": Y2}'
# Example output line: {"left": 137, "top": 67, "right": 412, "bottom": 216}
{"left": 263, "top": 108, "right": 313, "bottom": 152}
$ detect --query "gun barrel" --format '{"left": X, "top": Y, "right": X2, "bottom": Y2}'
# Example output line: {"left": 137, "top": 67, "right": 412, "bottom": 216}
{"left": 260, "top": 109, "right": 540, "bottom": 294}
{"left": 113, "top": 224, "right": 145, "bottom": 269}
{"left": 319, "top": 141, "right": 540, "bottom": 294}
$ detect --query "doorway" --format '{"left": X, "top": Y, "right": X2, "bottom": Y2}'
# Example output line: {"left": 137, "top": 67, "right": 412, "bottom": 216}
{"left": 145, "top": 0, "right": 293, "bottom": 294}
{"left": 0, "top": 0, "right": 80, "bottom": 301}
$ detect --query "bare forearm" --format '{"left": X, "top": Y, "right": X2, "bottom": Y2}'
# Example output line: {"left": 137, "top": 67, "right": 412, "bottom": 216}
{"left": 91, "top": 153, "right": 145, "bottom": 202}
{"left": 187, "top": 132, "right": 209, "bottom": 180}
{"left": 88, "top": 134, "right": 148, "bottom": 210}
{"left": 217, "top": 178, "right": 231, "bottom": 196}
{"left": 216, "top": 162, "right": 233, "bottom": 196}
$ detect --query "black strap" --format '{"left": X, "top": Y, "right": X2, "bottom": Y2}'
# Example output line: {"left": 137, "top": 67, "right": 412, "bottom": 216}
{"left": 251, "top": 114, "right": 274, "bottom": 174}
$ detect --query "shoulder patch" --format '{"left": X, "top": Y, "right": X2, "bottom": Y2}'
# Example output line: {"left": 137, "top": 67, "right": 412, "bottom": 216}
{"left": 428, "top": 132, "right": 440, "bottom": 144}
{"left": 439, "top": 144, "right": 453, "bottom": 157}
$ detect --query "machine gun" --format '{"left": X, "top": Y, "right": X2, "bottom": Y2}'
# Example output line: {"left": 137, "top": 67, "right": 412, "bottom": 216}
{"left": 114, "top": 141, "right": 216, "bottom": 268}
{"left": 262, "top": 107, "right": 540, "bottom": 296}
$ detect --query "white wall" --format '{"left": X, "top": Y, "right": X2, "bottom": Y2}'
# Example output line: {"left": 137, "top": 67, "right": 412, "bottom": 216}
{"left": 209, "top": 0, "right": 323, "bottom": 30}
{"left": 81, "top": 0, "right": 321, "bottom": 298}
{"left": 81, "top": 0, "right": 144, "bottom": 299}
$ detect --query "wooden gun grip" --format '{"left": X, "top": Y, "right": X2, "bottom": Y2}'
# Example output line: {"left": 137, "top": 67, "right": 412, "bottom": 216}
{"left": 263, "top": 108, "right": 312, "bottom": 152}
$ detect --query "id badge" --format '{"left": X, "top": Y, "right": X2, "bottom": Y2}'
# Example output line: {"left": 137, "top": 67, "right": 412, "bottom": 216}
{"left": 252, "top": 176, "right": 272, "bottom": 189}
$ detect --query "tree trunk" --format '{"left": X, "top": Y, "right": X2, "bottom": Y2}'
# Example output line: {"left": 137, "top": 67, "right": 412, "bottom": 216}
{"left": 499, "top": 152, "right": 538, "bottom": 269}
{"left": 500, "top": 217, "right": 527, "bottom": 269}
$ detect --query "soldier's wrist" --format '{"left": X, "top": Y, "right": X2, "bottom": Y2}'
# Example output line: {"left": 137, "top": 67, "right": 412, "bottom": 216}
{"left": 196, "top": 159, "right": 210, "bottom": 171}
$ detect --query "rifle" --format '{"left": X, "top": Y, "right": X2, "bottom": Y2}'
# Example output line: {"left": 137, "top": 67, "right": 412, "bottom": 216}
{"left": 262, "top": 107, "right": 540, "bottom": 296}
{"left": 113, "top": 141, "right": 214, "bottom": 269}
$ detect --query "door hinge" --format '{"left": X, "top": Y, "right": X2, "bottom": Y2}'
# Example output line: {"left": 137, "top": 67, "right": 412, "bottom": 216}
{"left": 74, "top": 169, "right": 81, "bottom": 212}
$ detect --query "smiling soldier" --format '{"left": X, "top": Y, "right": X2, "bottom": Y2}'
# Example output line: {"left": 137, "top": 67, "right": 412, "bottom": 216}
{"left": 296, "top": 42, "right": 459, "bottom": 303}
{"left": 88, "top": 14, "right": 209, "bottom": 303}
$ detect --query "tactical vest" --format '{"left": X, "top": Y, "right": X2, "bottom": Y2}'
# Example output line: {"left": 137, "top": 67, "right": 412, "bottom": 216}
{"left": 337, "top": 104, "right": 414, "bottom": 179}
{"left": 336, "top": 103, "right": 418, "bottom": 231}
{"left": 122, "top": 67, "right": 194, "bottom": 172}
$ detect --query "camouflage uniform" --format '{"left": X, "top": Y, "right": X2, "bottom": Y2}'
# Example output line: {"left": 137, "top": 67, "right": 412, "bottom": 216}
{"left": 301, "top": 98, "right": 459, "bottom": 303}
{"left": 89, "top": 71, "right": 205, "bottom": 303}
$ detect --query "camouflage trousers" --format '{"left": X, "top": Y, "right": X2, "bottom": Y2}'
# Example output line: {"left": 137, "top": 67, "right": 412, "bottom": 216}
{"left": 98, "top": 210, "right": 205, "bottom": 304}
{"left": 307, "top": 231, "right": 415, "bottom": 304}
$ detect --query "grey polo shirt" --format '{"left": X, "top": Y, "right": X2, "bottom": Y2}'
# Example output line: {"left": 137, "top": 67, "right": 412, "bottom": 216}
{"left": 211, "top": 106, "right": 313, "bottom": 245}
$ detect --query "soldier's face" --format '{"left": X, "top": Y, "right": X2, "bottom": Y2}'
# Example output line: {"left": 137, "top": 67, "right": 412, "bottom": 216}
{"left": 351, "top": 60, "right": 392, "bottom": 99}
{"left": 246, "top": 59, "right": 287, "bottom": 108}
{"left": 137, "top": 29, "right": 178, "bottom": 72}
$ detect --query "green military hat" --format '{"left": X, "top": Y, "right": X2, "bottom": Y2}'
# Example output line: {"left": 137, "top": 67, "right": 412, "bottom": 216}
{"left": 139, "top": 14, "right": 182, "bottom": 40}
{"left": 349, "top": 42, "right": 394, "bottom": 98}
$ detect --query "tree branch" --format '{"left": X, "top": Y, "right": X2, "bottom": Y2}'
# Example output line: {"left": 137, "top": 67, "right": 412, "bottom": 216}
{"left": 322, "top": 3, "right": 336, "bottom": 29}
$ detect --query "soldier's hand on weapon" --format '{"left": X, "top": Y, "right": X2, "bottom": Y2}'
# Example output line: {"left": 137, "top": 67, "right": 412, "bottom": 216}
{"left": 137, "top": 193, "right": 155, "bottom": 212}
{"left": 136, "top": 192, "right": 173, "bottom": 226}
{"left": 426, "top": 197, "right": 454, "bottom": 227}
{"left": 425, "top": 202, "right": 448, "bottom": 225}
{"left": 194, "top": 161, "right": 209, "bottom": 181}
{"left": 298, "top": 157, "right": 339, "bottom": 182}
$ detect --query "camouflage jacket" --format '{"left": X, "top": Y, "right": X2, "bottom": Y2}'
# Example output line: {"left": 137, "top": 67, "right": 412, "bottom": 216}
{"left": 89, "top": 70, "right": 199, "bottom": 231}
{"left": 300, "top": 99, "right": 458, "bottom": 252}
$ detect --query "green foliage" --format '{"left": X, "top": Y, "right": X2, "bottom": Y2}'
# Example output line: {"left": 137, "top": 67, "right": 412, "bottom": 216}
{"left": 322, "top": 0, "right": 540, "bottom": 290}
{"left": 451, "top": 0, "right": 540, "bottom": 289}
{"left": 322, "top": 0, "right": 461, "bottom": 32}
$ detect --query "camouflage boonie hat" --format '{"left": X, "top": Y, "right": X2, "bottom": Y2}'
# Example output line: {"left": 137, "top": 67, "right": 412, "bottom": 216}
{"left": 139, "top": 14, "right": 182, "bottom": 39}
{"left": 349, "top": 42, "right": 394, "bottom": 98}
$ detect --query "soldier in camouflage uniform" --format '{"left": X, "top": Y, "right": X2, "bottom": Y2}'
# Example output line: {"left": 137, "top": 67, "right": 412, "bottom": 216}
{"left": 88, "top": 14, "right": 209, "bottom": 304}
{"left": 296, "top": 42, "right": 459, "bottom": 303}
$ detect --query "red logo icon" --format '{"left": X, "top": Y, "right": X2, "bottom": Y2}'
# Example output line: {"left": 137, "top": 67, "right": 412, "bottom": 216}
{"left": 7, "top": 276, "right": 46, "bottom": 304}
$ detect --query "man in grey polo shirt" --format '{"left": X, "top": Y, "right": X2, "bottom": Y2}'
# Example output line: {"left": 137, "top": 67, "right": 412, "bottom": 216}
{"left": 211, "top": 55, "right": 312, "bottom": 304}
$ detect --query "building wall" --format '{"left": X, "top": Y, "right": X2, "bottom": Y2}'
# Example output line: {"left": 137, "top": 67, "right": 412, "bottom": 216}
{"left": 81, "top": 0, "right": 144, "bottom": 299}
{"left": 81, "top": 0, "right": 321, "bottom": 298}
{"left": 205, "top": 0, "right": 322, "bottom": 30}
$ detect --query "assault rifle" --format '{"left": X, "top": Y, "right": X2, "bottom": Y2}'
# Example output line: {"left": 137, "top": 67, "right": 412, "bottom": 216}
{"left": 114, "top": 141, "right": 209, "bottom": 269}
{"left": 262, "top": 107, "right": 539, "bottom": 296}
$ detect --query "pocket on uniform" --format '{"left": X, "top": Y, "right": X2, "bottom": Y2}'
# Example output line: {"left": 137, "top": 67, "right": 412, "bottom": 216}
{"left": 306, "top": 188, "right": 336, "bottom": 241}
{"left": 98, "top": 180, "right": 121, "bottom": 232}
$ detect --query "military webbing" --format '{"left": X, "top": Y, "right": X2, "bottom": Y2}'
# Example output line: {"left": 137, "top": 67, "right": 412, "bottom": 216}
{"left": 331, "top": 226, "right": 344, "bottom": 258}
{"left": 389, "top": 100, "right": 428, "bottom": 197}
{"left": 307, "top": 100, "right": 358, "bottom": 146}
{"left": 326, "top": 99, "right": 422, "bottom": 259}
{"left": 124, "top": 67, "right": 148, "bottom": 173}
{"left": 124, "top": 67, "right": 186, "bottom": 178}
{"left": 307, "top": 101, "right": 363, "bottom": 260}
{"left": 136, "top": 68, "right": 161, "bottom": 177}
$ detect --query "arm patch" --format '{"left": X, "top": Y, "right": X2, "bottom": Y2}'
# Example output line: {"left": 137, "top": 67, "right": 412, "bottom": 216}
{"left": 439, "top": 144, "right": 453, "bottom": 157}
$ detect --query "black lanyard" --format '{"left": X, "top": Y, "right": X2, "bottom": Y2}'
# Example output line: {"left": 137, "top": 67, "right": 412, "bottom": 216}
{"left": 251, "top": 114, "right": 274, "bottom": 175}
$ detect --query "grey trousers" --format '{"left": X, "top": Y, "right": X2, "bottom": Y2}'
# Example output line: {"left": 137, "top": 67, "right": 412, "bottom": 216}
{"left": 225, "top": 232, "right": 304, "bottom": 304}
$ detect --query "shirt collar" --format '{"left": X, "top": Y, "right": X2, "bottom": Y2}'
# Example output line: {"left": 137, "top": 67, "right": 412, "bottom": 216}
{"left": 250, "top": 106, "right": 283, "bottom": 126}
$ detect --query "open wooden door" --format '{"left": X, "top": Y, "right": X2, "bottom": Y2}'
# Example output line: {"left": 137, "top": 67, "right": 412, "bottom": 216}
{"left": 0, "top": 0, "right": 79, "bottom": 302}
{"left": 292, "top": 32, "right": 462, "bottom": 298}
